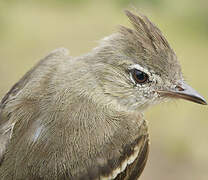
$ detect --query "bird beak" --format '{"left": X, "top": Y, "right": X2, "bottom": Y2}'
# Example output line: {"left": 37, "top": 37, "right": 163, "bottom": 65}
{"left": 158, "top": 81, "right": 207, "bottom": 105}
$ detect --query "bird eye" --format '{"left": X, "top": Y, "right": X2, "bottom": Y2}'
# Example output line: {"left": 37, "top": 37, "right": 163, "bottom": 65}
{"left": 131, "top": 69, "right": 149, "bottom": 84}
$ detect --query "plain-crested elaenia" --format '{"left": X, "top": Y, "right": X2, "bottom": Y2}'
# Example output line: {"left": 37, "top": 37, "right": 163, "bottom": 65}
{"left": 0, "top": 10, "right": 206, "bottom": 180}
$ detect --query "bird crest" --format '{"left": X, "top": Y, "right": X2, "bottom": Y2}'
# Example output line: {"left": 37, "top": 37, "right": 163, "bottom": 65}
{"left": 120, "top": 10, "right": 172, "bottom": 53}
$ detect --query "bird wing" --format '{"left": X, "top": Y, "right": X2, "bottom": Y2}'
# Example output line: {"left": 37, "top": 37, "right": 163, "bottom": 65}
{"left": 115, "top": 136, "right": 149, "bottom": 180}
{"left": 0, "top": 48, "right": 69, "bottom": 163}
{"left": 75, "top": 126, "right": 149, "bottom": 180}
{"left": 76, "top": 134, "right": 150, "bottom": 180}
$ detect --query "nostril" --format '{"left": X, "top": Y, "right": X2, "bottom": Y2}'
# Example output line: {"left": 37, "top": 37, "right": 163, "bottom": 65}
{"left": 175, "top": 85, "right": 184, "bottom": 91}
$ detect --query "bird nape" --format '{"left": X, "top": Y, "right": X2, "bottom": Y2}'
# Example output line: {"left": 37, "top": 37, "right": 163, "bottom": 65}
{"left": 0, "top": 10, "right": 206, "bottom": 180}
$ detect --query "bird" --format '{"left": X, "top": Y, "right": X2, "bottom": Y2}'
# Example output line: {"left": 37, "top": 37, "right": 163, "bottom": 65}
{"left": 0, "top": 10, "right": 206, "bottom": 180}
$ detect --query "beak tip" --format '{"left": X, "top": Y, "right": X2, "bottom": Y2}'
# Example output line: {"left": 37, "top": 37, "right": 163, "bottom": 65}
{"left": 201, "top": 100, "right": 207, "bottom": 105}
{"left": 174, "top": 82, "right": 208, "bottom": 106}
{"left": 190, "top": 93, "right": 207, "bottom": 105}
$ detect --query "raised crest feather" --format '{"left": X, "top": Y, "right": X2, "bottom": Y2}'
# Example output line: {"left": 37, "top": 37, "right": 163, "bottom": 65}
{"left": 121, "top": 10, "right": 172, "bottom": 52}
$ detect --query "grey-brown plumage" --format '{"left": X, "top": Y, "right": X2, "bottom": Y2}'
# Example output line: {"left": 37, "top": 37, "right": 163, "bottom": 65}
{"left": 0, "top": 10, "right": 206, "bottom": 180}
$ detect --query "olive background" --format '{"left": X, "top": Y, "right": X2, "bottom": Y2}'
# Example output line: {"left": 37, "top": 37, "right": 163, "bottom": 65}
{"left": 0, "top": 0, "right": 208, "bottom": 179}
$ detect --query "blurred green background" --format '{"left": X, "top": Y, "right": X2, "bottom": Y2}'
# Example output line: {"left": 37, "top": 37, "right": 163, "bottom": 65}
{"left": 0, "top": 0, "right": 207, "bottom": 179}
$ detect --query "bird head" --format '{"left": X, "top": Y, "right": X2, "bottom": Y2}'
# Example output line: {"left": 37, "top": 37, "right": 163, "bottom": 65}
{"left": 89, "top": 10, "right": 207, "bottom": 112}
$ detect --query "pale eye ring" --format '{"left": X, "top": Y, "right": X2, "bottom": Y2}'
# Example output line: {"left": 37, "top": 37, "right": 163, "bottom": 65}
{"left": 130, "top": 68, "right": 149, "bottom": 84}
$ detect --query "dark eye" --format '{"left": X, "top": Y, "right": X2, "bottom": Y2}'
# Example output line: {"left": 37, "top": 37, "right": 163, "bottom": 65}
{"left": 131, "top": 69, "right": 149, "bottom": 84}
